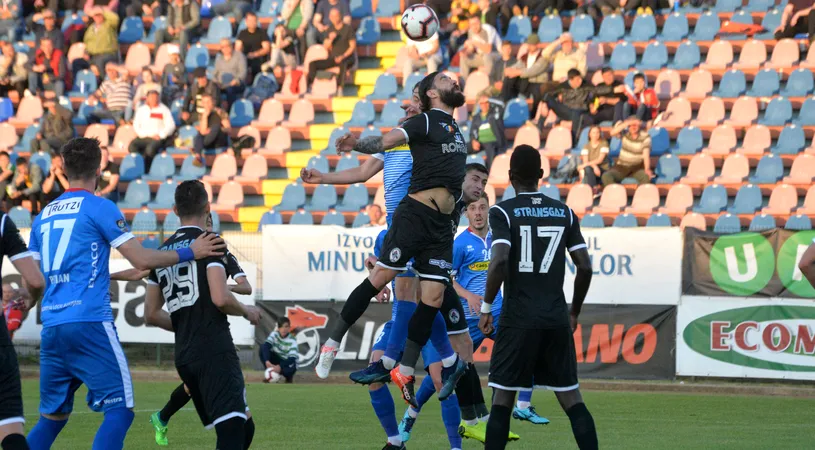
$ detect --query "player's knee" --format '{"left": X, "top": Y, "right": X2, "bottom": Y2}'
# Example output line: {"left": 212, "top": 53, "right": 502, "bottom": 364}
{"left": 491, "top": 389, "right": 516, "bottom": 408}
{"left": 394, "top": 278, "right": 417, "bottom": 302}
{"left": 183, "top": 384, "right": 190, "bottom": 396}
{"left": 104, "top": 407, "right": 135, "bottom": 430}
{"left": 555, "top": 389, "right": 583, "bottom": 412}
{"left": 369, "top": 382, "right": 384, "bottom": 391}
{"left": 42, "top": 413, "right": 70, "bottom": 422}
{"left": 369, "top": 266, "right": 396, "bottom": 290}
{"left": 214, "top": 417, "right": 246, "bottom": 450}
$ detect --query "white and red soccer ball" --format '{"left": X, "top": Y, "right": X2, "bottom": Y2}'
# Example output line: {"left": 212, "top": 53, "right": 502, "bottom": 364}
{"left": 401, "top": 4, "right": 439, "bottom": 42}
{"left": 264, "top": 368, "right": 282, "bottom": 383}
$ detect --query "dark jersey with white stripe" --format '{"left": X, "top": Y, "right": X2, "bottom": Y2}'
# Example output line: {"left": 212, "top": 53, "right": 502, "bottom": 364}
{"left": 224, "top": 251, "right": 245, "bottom": 281}
{"left": 147, "top": 226, "right": 233, "bottom": 366}
{"left": 0, "top": 213, "right": 30, "bottom": 346}
{"left": 488, "top": 192, "right": 586, "bottom": 330}
{"left": 396, "top": 108, "right": 468, "bottom": 200}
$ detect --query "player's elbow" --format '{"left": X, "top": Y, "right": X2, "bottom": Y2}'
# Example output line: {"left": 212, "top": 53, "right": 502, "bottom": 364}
{"left": 212, "top": 294, "right": 229, "bottom": 308}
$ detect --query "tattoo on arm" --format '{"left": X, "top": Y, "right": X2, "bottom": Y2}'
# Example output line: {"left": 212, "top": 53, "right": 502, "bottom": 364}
{"left": 354, "top": 136, "right": 384, "bottom": 154}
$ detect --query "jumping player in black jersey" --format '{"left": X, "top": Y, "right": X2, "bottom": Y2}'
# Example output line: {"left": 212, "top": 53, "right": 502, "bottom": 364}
{"left": 144, "top": 180, "right": 261, "bottom": 450}
{"left": 480, "top": 145, "right": 597, "bottom": 450}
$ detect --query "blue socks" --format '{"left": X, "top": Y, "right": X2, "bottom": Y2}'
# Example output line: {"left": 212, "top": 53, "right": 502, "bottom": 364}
{"left": 27, "top": 416, "right": 68, "bottom": 450}
{"left": 92, "top": 408, "right": 134, "bottom": 450}
{"left": 369, "top": 385, "right": 399, "bottom": 442}
{"left": 429, "top": 311, "right": 455, "bottom": 362}
{"left": 383, "top": 300, "right": 417, "bottom": 368}
{"left": 518, "top": 390, "right": 533, "bottom": 404}
{"left": 414, "top": 374, "right": 436, "bottom": 411}
{"left": 442, "top": 394, "right": 463, "bottom": 449}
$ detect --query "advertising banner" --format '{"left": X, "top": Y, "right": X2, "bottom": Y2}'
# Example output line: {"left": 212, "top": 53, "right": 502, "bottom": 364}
{"left": 262, "top": 226, "right": 682, "bottom": 304}
{"left": 677, "top": 297, "right": 815, "bottom": 381}
{"left": 3, "top": 260, "right": 257, "bottom": 345}
{"left": 682, "top": 229, "right": 815, "bottom": 298}
{"left": 256, "top": 301, "right": 676, "bottom": 380}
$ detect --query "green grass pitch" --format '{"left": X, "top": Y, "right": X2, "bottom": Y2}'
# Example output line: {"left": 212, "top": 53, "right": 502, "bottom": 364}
{"left": 19, "top": 380, "right": 814, "bottom": 449}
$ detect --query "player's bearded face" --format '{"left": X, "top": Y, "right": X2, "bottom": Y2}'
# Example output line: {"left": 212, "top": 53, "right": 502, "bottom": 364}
{"left": 439, "top": 84, "right": 465, "bottom": 108}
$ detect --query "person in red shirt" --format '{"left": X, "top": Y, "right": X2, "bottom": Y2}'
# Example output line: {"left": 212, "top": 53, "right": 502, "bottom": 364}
{"left": 27, "top": 36, "right": 67, "bottom": 97}
{"left": 2, "top": 283, "right": 23, "bottom": 339}
{"left": 621, "top": 72, "right": 659, "bottom": 123}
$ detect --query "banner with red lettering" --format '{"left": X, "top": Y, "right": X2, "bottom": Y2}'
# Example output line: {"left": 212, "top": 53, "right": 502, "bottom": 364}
{"left": 255, "top": 302, "right": 676, "bottom": 380}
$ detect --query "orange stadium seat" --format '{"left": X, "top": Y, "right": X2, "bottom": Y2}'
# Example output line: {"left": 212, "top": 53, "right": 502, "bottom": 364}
{"left": 659, "top": 184, "right": 693, "bottom": 215}
{"left": 625, "top": 184, "right": 660, "bottom": 215}
{"left": 566, "top": 184, "right": 594, "bottom": 215}
{"left": 765, "top": 38, "right": 800, "bottom": 70}
{"left": 212, "top": 181, "right": 244, "bottom": 212}
{"left": 661, "top": 97, "right": 692, "bottom": 127}
{"left": 11, "top": 96, "right": 43, "bottom": 126}
{"left": 463, "top": 72, "right": 490, "bottom": 101}
{"left": 233, "top": 153, "right": 269, "bottom": 183}
{"left": 124, "top": 42, "right": 151, "bottom": 76}
{"left": 798, "top": 186, "right": 815, "bottom": 215}
{"left": 714, "top": 153, "right": 750, "bottom": 184}
{"left": 654, "top": 69, "right": 681, "bottom": 100}
{"left": 262, "top": 126, "right": 292, "bottom": 154}
{"left": 682, "top": 153, "right": 716, "bottom": 184}
{"left": 282, "top": 99, "right": 315, "bottom": 127}
{"left": 762, "top": 184, "right": 798, "bottom": 215}
{"left": 690, "top": 97, "right": 725, "bottom": 127}
{"left": 0, "top": 123, "right": 19, "bottom": 150}
{"left": 253, "top": 98, "right": 285, "bottom": 128}
{"left": 237, "top": 125, "right": 262, "bottom": 150}
{"left": 513, "top": 123, "right": 541, "bottom": 149}
{"left": 801, "top": 44, "right": 815, "bottom": 69}
{"left": 702, "top": 125, "right": 737, "bottom": 156}
{"left": 308, "top": 77, "right": 339, "bottom": 99}
{"left": 484, "top": 184, "right": 496, "bottom": 205}
{"left": 594, "top": 184, "right": 628, "bottom": 214}
{"left": 536, "top": 152, "right": 551, "bottom": 179}
{"left": 66, "top": 42, "right": 86, "bottom": 66}
{"left": 727, "top": 97, "right": 759, "bottom": 128}
{"left": 111, "top": 124, "right": 137, "bottom": 156}
{"left": 84, "top": 124, "right": 111, "bottom": 148}
{"left": 487, "top": 152, "right": 511, "bottom": 186}
{"left": 152, "top": 44, "right": 173, "bottom": 75}
{"left": 277, "top": 72, "right": 308, "bottom": 99}
{"left": 680, "top": 212, "right": 707, "bottom": 231}
{"left": 737, "top": 124, "right": 772, "bottom": 157}
{"left": 202, "top": 152, "right": 238, "bottom": 184}
{"left": 783, "top": 154, "right": 815, "bottom": 185}
{"left": 732, "top": 39, "right": 767, "bottom": 69}
{"left": 700, "top": 40, "right": 733, "bottom": 70}
{"left": 302, "top": 45, "right": 329, "bottom": 70}
{"left": 542, "top": 126, "right": 572, "bottom": 158}
{"left": 681, "top": 69, "right": 713, "bottom": 100}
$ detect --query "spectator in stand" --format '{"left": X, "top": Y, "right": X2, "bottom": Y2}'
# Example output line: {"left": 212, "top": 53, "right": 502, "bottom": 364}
{"left": 83, "top": 7, "right": 120, "bottom": 72}
{"left": 0, "top": 41, "right": 28, "bottom": 99}
{"left": 0, "top": 0, "right": 19, "bottom": 41}
{"left": 134, "top": 66, "right": 162, "bottom": 108}
{"left": 550, "top": 33, "right": 587, "bottom": 83}
{"left": 470, "top": 89, "right": 507, "bottom": 171}
{"left": 263, "top": 22, "right": 299, "bottom": 78}
{"left": 459, "top": 14, "right": 502, "bottom": 83}
{"left": 402, "top": 32, "right": 442, "bottom": 83}
{"left": 507, "top": 0, "right": 548, "bottom": 16}
{"left": 42, "top": 153, "right": 69, "bottom": 204}
{"left": 236, "top": 12, "right": 271, "bottom": 81}
{"left": 578, "top": 0, "right": 622, "bottom": 32}
{"left": 365, "top": 204, "right": 386, "bottom": 226}
{"left": 620, "top": 72, "right": 659, "bottom": 124}
{"left": 27, "top": 9, "right": 65, "bottom": 50}
{"left": 213, "top": 38, "right": 248, "bottom": 108}
{"left": 448, "top": 0, "right": 480, "bottom": 51}
{"left": 309, "top": 0, "right": 351, "bottom": 47}
{"left": 70, "top": 48, "right": 92, "bottom": 89}
{"left": 193, "top": 94, "right": 229, "bottom": 157}
{"left": 155, "top": 0, "right": 201, "bottom": 60}
{"left": 131, "top": 90, "right": 175, "bottom": 171}
{"left": 281, "top": 0, "right": 313, "bottom": 62}
{"left": 182, "top": 67, "right": 220, "bottom": 125}
{"left": 775, "top": 0, "right": 814, "bottom": 41}
{"left": 87, "top": 63, "right": 133, "bottom": 125}
{"left": 602, "top": 117, "right": 653, "bottom": 186}
{"left": 160, "top": 45, "right": 186, "bottom": 105}
{"left": 84, "top": 0, "right": 118, "bottom": 15}
{"left": 578, "top": 126, "right": 609, "bottom": 195}
{"left": 591, "top": 67, "right": 625, "bottom": 124}
{"left": 621, "top": 0, "right": 663, "bottom": 15}
{"left": 212, "top": 0, "right": 251, "bottom": 21}
{"left": 97, "top": 146, "right": 120, "bottom": 201}
{"left": 502, "top": 35, "right": 558, "bottom": 118}
{"left": 27, "top": 37, "right": 66, "bottom": 97}
{"left": 498, "top": 41, "right": 517, "bottom": 80}
{"left": 125, "top": 0, "right": 164, "bottom": 18}
{"left": 544, "top": 68, "right": 624, "bottom": 141}
{"left": 8, "top": 158, "right": 43, "bottom": 213}
{"left": 260, "top": 317, "right": 299, "bottom": 383}
{"left": 31, "top": 94, "right": 73, "bottom": 155}
{"left": 306, "top": 8, "right": 356, "bottom": 92}
{"left": 0, "top": 152, "right": 14, "bottom": 206}
{"left": 2, "top": 283, "right": 23, "bottom": 339}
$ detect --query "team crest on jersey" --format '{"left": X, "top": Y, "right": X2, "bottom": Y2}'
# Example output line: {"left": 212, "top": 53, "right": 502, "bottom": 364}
{"left": 532, "top": 197, "right": 542, "bottom": 205}
{"left": 116, "top": 219, "right": 129, "bottom": 232}
{"left": 440, "top": 122, "right": 454, "bottom": 133}
{"left": 389, "top": 248, "right": 401, "bottom": 263}
{"left": 448, "top": 309, "right": 460, "bottom": 324}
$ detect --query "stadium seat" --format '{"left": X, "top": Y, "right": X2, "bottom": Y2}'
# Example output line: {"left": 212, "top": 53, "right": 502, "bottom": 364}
{"left": 118, "top": 179, "right": 150, "bottom": 209}
{"left": 399, "top": 72, "right": 424, "bottom": 97}
{"left": 756, "top": 8, "right": 783, "bottom": 40}
{"left": 585, "top": 42, "right": 606, "bottom": 72}
{"left": 737, "top": 124, "right": 771, "bottom": 157}
{"left": 118, "top": 17, "right": 145, "bottom": 44}
{"left": 759, "top": 98, "right": 793, "bottom": 126}
{"left": 714, "top": 153, "right": 750, "bottom": 184}
{"left": 539, "top": 184, "right": 561, "bottom": 201}
{"left": 654, "top": 154, "right": 681, "bottom": 184}
{"left": 283, "top": 99, "right": 315, "bottom": 126}
{"left": 168, "top": 126, "right": 199, "bottom": 155}
{"left": 627, "top": 14, "right": 657, "bottom": 42}
{"left": 654, "top": 70, "right": 681, "bottom": 100}
{"left": 29, "top": 151, "right": 50, "bottom": 174}
{"left": 700, "top": 41, "right": 733, "bottom": 70}
{"left": 762, "top": 184, "right": 797, "bottom": 215}
{"left": 712, "top": 0, "right": 740, "bottom": 12}
{"left": 277, "top": 71, "right": 308, "bottom": 99}
{"left": 368, "top": 73, "right": 398, "bottom": 100}
{"left": 202, "top": 153, "right": 238, "bottom": 184}
{"left": 609, "top": 42, "right": 636, "bottom": 70}
{"left": 13, "top": 96, "right": 43, "bottom": 126}
{"left": 784, "top": 154, "right": 815, "bottom": 185}
{"left": 691, "top": 97, "right": 725, "bottom": 127}
{"left": 70, "top": 69, "right": 97, "bottom": 96}
{"left": 799, "top": 186, "right": 815, "bottom": 215}
{"left": 580, "top": 213, "right": 605, "bottom": 228}
{"left": 625, "top": 184, "right": 660, "bottom": 215}
{"left": 594, "top": 184, "right": 628, "bottom": 214}
{"left": 170, "top": 98, "right": 184, "bottom": 125}
{"left": 229, "top": 99, "right": 255, "bottom": 128}
{"left": 765, "top": 39, "right": 800, "bottom": 70}
{"left": 349, "top": 0, "right": 372, "bottom": 18}
{"left": 566, "top": 184, "right": 593, "bottom": 215}
{"left": 690, "top": 12, "right": 720, "bottom": 41}
{"left": 147, "top": 180, "right": 177, "bottom": 209}
{"left": 648, "top": 127, "right": 670, "bottom": 157}
{"left": 163, "top": 211, "right": 181, "bottom": 232}
{"left": 613, "top": 214, "right": 638, "bottom": 228}
{"left": 638, "top": 42, "right": 668, "bottom": 70}
{"left": 646, "top": 213, "right": 672, "bottom": 227}
{"left": 502, "top": 185, "right": 516, "bottom": 201}
{"left": 258, "top": 210, "right": 283, "bottom": 229}
{"left": 174, "top": 156, "right": 207, "bottom": 181}
{"left": 802, "top": 43, "right": 815, "bottom": 70}
{"left": 728, "top": 184, "right": 762, "bottom": 214}
{"left": 732, "top": 39, "right": 767, "bottom": 70}
{"left": 124, "top": 42, "right": 151, "bottom": 77}
{"left": 537, "top": 15, "right": 563, "bottom": 43}
{"left": 595, "top": 14, "right": 625, "bottom": 43}
{"left": 142, "top": 236, "right": 160, "bottom": 249}
{"left": 713, "top": 214, "right": 741, "bottom": 233}
{"left": 306, "top": 156, "right": 330, "bottom": 174}
{"left": 234, "top": 154, "right": 269, "bottom": 183}
{"left": 694, "top": 184, "right": 728, "bottom": 214}
{"left": 8, "top": 206, "right": 31, "bottom": 228}
{"left": 463, "top": 72, "right": 490, "bottom": 101}
{"left": 290, "top": 209, "right": 315, "bottom": 225}
{"left": 749, "top": 154, "right": 783, "bottom": 183}
{"left": 513, "top": 123, "right": 540, "bottom": 149}
{"left": 14, "top": 124, "right": 40, "bottom": 152}
{"left": 682, "top": 154, "right": 715, "bottom": 184}
{"left": 794, "top": 98, "right": 815, "bottom": 126}
{"left": 360, "top": 125, "right": 383, "bottom": 140}
{"left": 713, "top": 70, "right": 746, "bottom": 98}
{"left": 132, "top": 209, "right": 158, "bottom": 233}
{"left": 681, "top": 69, "right": 713, "bottom": 100}
{"left": 308, "top": 185, "right": 338, "bottom": 212}
{"left": 745, "top": 0, "right": 774, "bottom": 11}
{"left": 83, "top": 124, "right": 110, "bottom": 148}
{"left": 212, "top": 181, "right": 244, "bottom": 212}
{"left": 0, "top": 98, "right": 12, "bottom": 122}
{"left": 785, "top": 214, "right": 812, "bottom": 231}
{"left": 375, "top": 0, "right": 399, "bottom": 16}
{"left": 333, "top": 155, "right": 359, "bottom": 173}
{"left": 253, "top": 99, "right": 285, "bottom": 128}
{"left": 568, "top": 14, "right": 594, "bottom": 42}
{"left": 659, "top": 13, "right": 689, "bottom": 42}
{"left": 145, "top": 15, "right": 167, "bottom": 41}
{"left": 780, "top": 69, "right": 814, "bottom": 97}
{"left": 119, "top": 154, "right": 145, "bottom": 182}
{"left": 771, "top": 125, "right": 805, "bottom": 155}
{"left": 336, "top": 183, "right": 369, "bottom": 212}
{"left": 722, "top": 10, "right": 754, "bottom": 41}
{"left": 200, "top": 16, "right": 232, "bottom": 44}
{"left": 0, "top": 123, "right": 18, "bottom": 150}
{"left": 356, "top": 16, "right": 381, "bottom": 46}
{"left": 749, "top": 214, "right": 777, "bottom": 232}
{"left": 702, "top": 125, "right": 737, "bottom": 156}
{"left": 236, "top": 126, "right": 262, "bottom": 151}
{"left": 111, "top": 125, "right": 137, "bottom": 156}
{"left": 669, "top": 127, "right": 703, "bottom": 156}
{"left": 504, "top": 16, "right": 532, "bottom": 44}
{"left": 747, "top": 69, "right": 780, "bottom": 97}
{"left": 352, "top": 212, "right": 370, "bottom": 228}
{"left": 659, "top": 184, "right": 693, "bottom": 215}
{"left": 321, "top": 210, "right": 346, "bottom": 226}
{"left": 668, "top": 41, "right": 701, "bottom": 70}
{"left": 503, "top": 98, "right": 529, "bottom": 128}
{"left": 320, "top": 126, "right": 350, "bottom": 155}
{"left": 680, "top": 213, "right": 707, "bottom": 231}
{"left": 143, "top": 153, "right": 176, "bottom": 181}
{"left": 542, "top": 126, "right": 572, "bottom": 159}
{"left": 185, "top": 44, "right": 210, "bottom": 72}
{"left": 660, "top": 97, "right": 692, "bottom": 127}
{"left": 727, "top": 97, "right": 759, "bottom": 128}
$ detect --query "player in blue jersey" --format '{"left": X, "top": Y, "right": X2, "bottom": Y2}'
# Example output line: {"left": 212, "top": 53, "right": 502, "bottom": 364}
{"left": 24, "top": 138, "right": 226, "bottom": 450}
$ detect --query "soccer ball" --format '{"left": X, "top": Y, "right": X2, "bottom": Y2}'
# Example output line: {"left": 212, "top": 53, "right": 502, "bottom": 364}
{"left": 401, "top": 4, "right": 439, "bottom": 42}
{"left": 264, "top": 368, "right": 281, "bottom": 383}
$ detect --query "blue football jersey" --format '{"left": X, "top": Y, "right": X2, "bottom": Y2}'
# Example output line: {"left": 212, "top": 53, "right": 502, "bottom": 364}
{"left": 452, "top": 229, "right": 502, "bottom": 321}
{"left": 29, "top": 189, "right": 135, "bottom": 327}
{"left": 372, "top": 145, "right": 412, "bottom": 227}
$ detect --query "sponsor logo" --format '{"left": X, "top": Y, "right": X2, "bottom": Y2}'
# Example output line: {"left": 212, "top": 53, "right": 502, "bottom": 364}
{"left": 468, "top": 261, "right": 489, "bottom": 271}
{"left": 42, "top": 197, "right": 83, "bottom": 219}
{"left": 389, "top": 248, "right": 401, "bottom": 263}
{"left": 683, "top": 305, "right": 815, "bottom": 372}
{"left": 103, "top": 397, "right": 123, "bottom": 405}
{"left": 286, "top": 305, "right": 329, "bottom": 368}
{"left": 440, "top": 122, "right": 453, "bottom": 133}
{"left": 531, "top": 197, "right": 542, "bottom": 205}
{"left": 441, "top": 141, "right": 467, "bottom": 154}
{"left": 116, "top": 219, "right": 129, "bottom": 232}
{"left": 448, "top": 309, "right": 460, "bottom": 324}
{"left": 513, "top": 206, "right": 565, "bottom": 218}
{"left": 429, "top": 259, "right": 452, "bottom": 270}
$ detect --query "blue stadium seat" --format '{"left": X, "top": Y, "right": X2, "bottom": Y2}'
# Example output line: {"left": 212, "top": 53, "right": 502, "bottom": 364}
{"left": 756, "top": 9, "right": 783, "bottom": 40}
{"left": 147, "top": 180, "right": 178, "bottom": 209}
{"left": 504, "top": 16, "right": 532, "bottom": 44}
{"left": 713, "top": 214, "right": 741, "bottom": 233}
{"left": 142, "top": 236, "right": 160, "bottom": 249}
{"left": 185, "top": 44, "right": 210, "bottom": 71}
{"left": 648, "top": 127, "right": 670, "bottom": 157}
{"left": 257, "top": 0, "right": 282, "bottom": 17}
{"left": 714, "top": 70, "right": 746, "bottom": 98}
{"left": 627, "top": 14, "right": 657, "bottom": 42}
{"left": 356, "top": 16, "right": 381, "bottom": 46}
{"left": 257, "top": 210, "right": 283, "bottom": 230}
{"left": 374, "top": 99, "right": 405, "bottom": 127}
{"left": 306, "top": 155, "right": 330, "bottom": 173}
{"left": 612, "top": 214, "right": 638, "bottom": 228}
{"left": 466, "top": 153, "right": 484, "bottom": 165}
{"left": 375, "top": 0, "right": 400, "bottom": 17}
{"left": 694, "top": 185, "right": 728, "bottom": 214}
{"left": 609, "top": 42, "right": 636, "bottom": 71}
{"left": 540, "top": 184, "right": 561, "bottom": 201}
{"left": 690, "top": 12, "right": 720, "bottom": 41}
{"left": 8, "top": 206, "right": 31, "bottom": 228}
{"left": 712, "top": 0, "right": 740, "bottom": 12}
{"left": 29, "top": 151, "right": 51, "bottom": 174}
{"left": 771, "top": 125, "right": 805, "bottom": 155}
{"left": 548, "top": 156, "right": 574, "bottom": 184}
{"left": 668, "top": 41, "right": 700, "bottom": 69}
{"left": 749, "top": 214, "right": 776, "bottom": 232}
{"left": 459, "top": 124, "right": 471, "bottom": 143}
{"left": 749, "top": 154, "right": 783, "bottom": 183}
{"left": 200, "top": 0, "right": 223, "bottom": 17}
{"left": 785, "top": 214, "right": 812, "bottom": 230}
{"left": 131, "top": 209, "right": 158, "bottom": 232}
{"left": 308, "top": 184, "right": 338, "bottom": 212}
{"left": 119, "top": 153, "right": 145, "bottom": 182}
{"left": 345, "top": 100, "right": 376, "bottom": 127}
{"left": 321, "top": 211, "right": 346, "bottom": 226}
{"left": 321, "top": 126, "right": 351, "bottom": 155}
{"left": 367, "top": 73, "right": 398, "bottom": 100}
{"left": 170, "top": 98, "right": 184, "bottom": 126}
{"left": 458, "top": 214, "right": 469, "bottom": 227}
{"left": 654, "top": 154, "right": 681, "bottom": 184}
{"left": 794, "top": 97, "right": 815, "bottom": 126}
{"left": 200, "top": 16, "right": 232, "bottom": 44}
{"left": 575, "top": 127, "right": 590, "bottom": 152}
{"left": 70, "top": 69, "right": 97, "bottom": 95}
{"left": 780, "top": 69, "right": 814, "bottom": 97}
{"left": 728, "top": 184, "right": 762, "bottom": 214}
{"left": 722, "top": 11, "right": 753, "bottom": 40}
{"left": 336, "top": 154, "right": 360, "bottom": 172}
{"left": 503, "top": 185, "right": 516, "bottom": 201}
{"left": 14, "top": 124, "right": 40, "bottom": 152}
{"left": 595, "top": 14, "right": 624, "bottom": 43}
{"left": 760, "top": 98, "right": 794, "bottom": 126}
{"left": 568, "top": 14, "right": 595, "bottom": 42}
{"left": 646, "top": 213, "right": 671, "bottom": 227}
{"left": 145, "top": 16, "right": 167, "bottom": 41}
{"left": 670, "top": 126, "right": 703, "bottom": 156}
{"left": 73, "top": 99, "right": 103, "bottom": 126}
{"left": 638, "top": 42, "right": 668, "bottom": 70}
{"left": 277, "top": 183, "right": 307, "bottom": 211}
{"left": 349, "top": 0, "right": 372, "bottom": 18}
{"left": 118, "top": 180, "right": 151, "bottom": 209}
{"left": 503, "top": 98, "right": 528, "bottom": 128}
{"left": 173, "top": 156, "right": 207, "bottom": 181}
{"left": 169, "top": 126, "right": 199, "bottom": 154}
{"left": 118, "top": 17, "right": 145, "bottom": 44}
{"left": 336, "top": 183, "right": 369, "bottom": 212}
{"left": 143, "top": 153, "right": 176, "bottom": 181}
{"left": 0, "top": 98, "right": 12, "bottom": 122}
{"left": 229, "top": 99, "right": 255, "bottom": 128}
{"left": 290, "top": 210, "right": 315, "bottom": 225}
{"left": 747, "top": 69, "right": 780, "bottom": 97}
{"left": 745, "top": 0, "right": 774, "bottom": 11}
{"left": 61, "top": 13, "right": 84, "bottom": 32}
{"left": 162, "top": 211, "right": 180, "bottom": 232}
{"left": 537, "top": 15, "right": 563, "bottom": 43}
{"left": 211, "top": 211, "right": 223, "bottom": 232}
{"left": 360, "top": 126, "right": 382, "bottom": 140}
{"left": 581, "top": 214, "right": 605, "bottom": 228}
{"left": 609, "top": 136, "right": 622, "bottom": 159}
{"left": 352, "top": 212, "right": 370, "bottom": 228}
{"left": 659, "top": 13, "right": 689, "bottom": 42}
{"left": 398, "top": 72, "right": 424, "bottom": 100}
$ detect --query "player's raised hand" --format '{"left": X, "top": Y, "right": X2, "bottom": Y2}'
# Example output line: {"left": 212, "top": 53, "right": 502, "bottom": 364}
{"left": 300, "top": 167, "right": 323, "bottom": 184}
{"left": 190, "top": 233, "right": 227, "bottom": 259}
{"left": 365, "top": 255, "right": 379, "bottom": 271}
{"left": 478, "top": 312, "right": 494, "bottom": 336}
{"left": 243, "top": 305, "right": 262, "bottom": 325}
{"left": 465, "top": 292, "right": 483, "bottom": 316}
{"left": 13, "top": 288, "right": 34, "bottom": 315}
{"left": 335, "top": 133, "right": 358, "bottom": 154}
{"left": 399, "top": 104, "right": 421, "bottom": 124}
{"left": 375, "top": 285, "right": 391, "bottom": 303}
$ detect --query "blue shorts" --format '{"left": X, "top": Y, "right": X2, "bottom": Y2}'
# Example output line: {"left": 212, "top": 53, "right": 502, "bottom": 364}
{"left": 39, "top": 321, "right": 134, "bottom": 415}
{"left": 372, "top": 321, "right": 441, "bottom": 369}
{"left": 468, "top": 315, "right": 500, "bottom": 351}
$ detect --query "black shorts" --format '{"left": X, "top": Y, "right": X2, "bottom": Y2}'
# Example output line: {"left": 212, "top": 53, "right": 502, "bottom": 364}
{"left": 441, "top": 283, "right": 468, "bottom": 335}
{"left": 177, "top": 351, "right": 248, "bottom": 429}
{"left": 488, "top": 326, "right": 579, "bottom": 392}
{"left": 0, "top": 342, "right": 24, "bottom": 426}
{"left": 377, "top": 196, "right": 456, "bottom": 283}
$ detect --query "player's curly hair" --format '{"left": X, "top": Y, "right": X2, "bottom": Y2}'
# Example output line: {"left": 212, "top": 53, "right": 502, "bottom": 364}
{"left": 417, "top": 71, "right": 440, "bottom": 112}
{"left": 60, "top": 137, "right": 102, "bottom": 181}
{"left": 175, "top": 180, "right": 210, "bottom": 219}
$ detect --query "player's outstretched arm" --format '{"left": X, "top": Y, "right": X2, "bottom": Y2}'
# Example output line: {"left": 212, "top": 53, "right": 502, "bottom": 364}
{"left": 797, "top": 243, "right": 815, "bottom": 288}
{"left": 208, "top": 265, "right": 261, "bottom": 324}
{"left": 117, "top": 233, "right": 226, "bottom": 271}
{"left": 13, "top": 257, "right": 45, "bottom": 307}
{"left": 569, "top": 248, "right": 593, "bottom": 330}
{"left": 480, "top": 244, "right": 509, "bottom": 335}
{"left": 300, "top": 157, "right": 384, "bottom": 185}
{"left": 145, "top": 283, "right": 174, "bottom": 332}
{"left": 336, "top": 128, "right": 407, "bottom": 155}
{"left": 111, "top": 268, "right": 151, "bottom": 281}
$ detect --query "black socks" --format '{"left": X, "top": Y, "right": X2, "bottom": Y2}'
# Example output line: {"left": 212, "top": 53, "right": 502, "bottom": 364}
{"left": 243, "top": 417, "right": 255, "bottom": 449}
{"left": 214, "top": 417, "right": 246, "bottom": 450}
{"left": 484, "top": 404, "right": 512, "bottom": 450}
{"left": 330, "top": 278, "right": 380, "bottom": 342}
{"left": 159, "top": 383, "right": 191, "bottom": 424}
{"left": 566, "top": 403, "right": 598, "bottom": 450}
{"left": 1, "top": 434, "right": 28, "bottom": 450}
